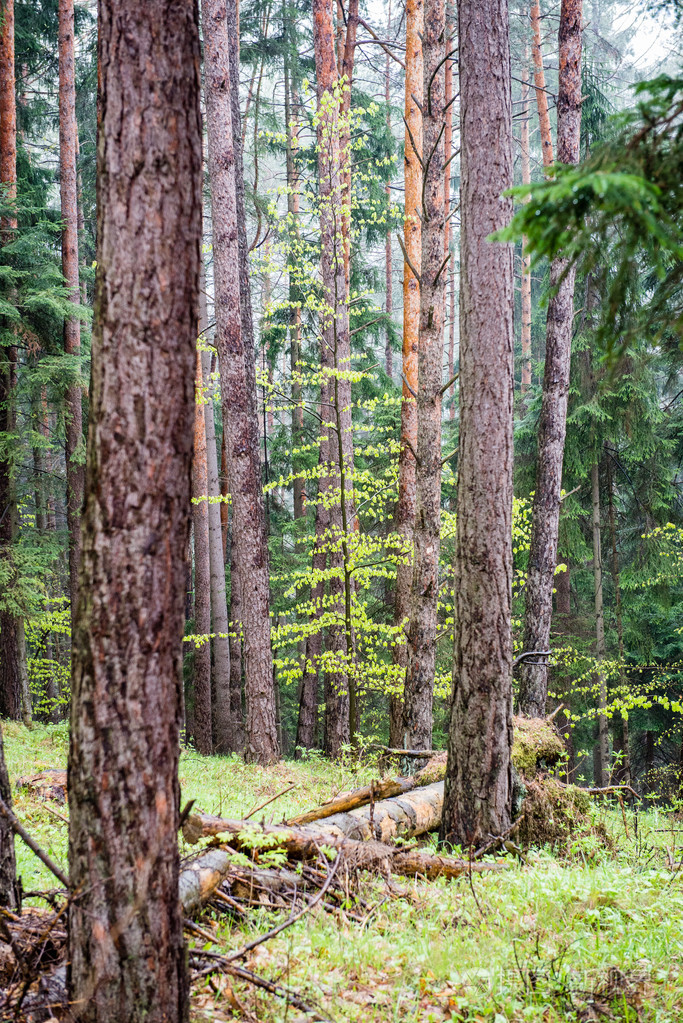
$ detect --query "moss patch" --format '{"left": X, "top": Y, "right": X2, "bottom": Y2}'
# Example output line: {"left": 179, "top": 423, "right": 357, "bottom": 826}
{"left": 511, "top": 716, "right": 565, "bottom": 777}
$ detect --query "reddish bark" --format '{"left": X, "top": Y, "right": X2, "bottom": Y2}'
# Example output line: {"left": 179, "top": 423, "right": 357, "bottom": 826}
{"left": 403, "top": 0, "right": 446, "bottom": 752}
{"left": 67, "top": 1, "right": 202, "bottom": 1016}
{"left": 59, "top": 0, "right": 84, "bottom": 622}
{"left": 0, "top": 0, "right": 21, "bottom": 728}
{"left": 390, "top": 0, "right": 423, "bottom": 750}
{"left": 520, "top": 55, "right": 532, "bottom": 397}
{"left": 530, "top": 0, "right": 554, "bottom": 168}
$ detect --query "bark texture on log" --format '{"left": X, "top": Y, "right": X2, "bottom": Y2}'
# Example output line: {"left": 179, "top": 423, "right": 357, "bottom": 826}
{"left": 187, "top": 780, "right": 444, "bottom": 846}
{"left": 180, "top": 818, "right": 504, "bottom": 908}
{"left": 442, "top": 0, "right": 515, "bottom": 846}
{"left": 67, "top": 1, "right": 202, "bottom": 1019}
{"left": 518, "top": 0, "right": 582, "bottom": 717}
{"left": 391, "top": 0, "right": 423, "bottom": 750}
{"left": 404, "top": 0, "right": 447, "bottom": 753}
{"left": 205, "top": 0, "right": 279, "bottom": 764}
{"left": 59, "top": 0, "right": 84, "bottom": 623}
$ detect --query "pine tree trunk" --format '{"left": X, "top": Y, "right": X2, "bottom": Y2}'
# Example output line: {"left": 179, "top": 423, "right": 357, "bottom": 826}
{"left": 390, "top": 0, "right": 423, "bottom": 750}
{"left": 192, "top": 351, "right": 213, "bottom": 755}
{"left": 283, "top": 54, "right": 306, "bottom": 521}
{"left": 606, "top": 449, "right": 630, "bottom": 783}
{"left": 518, "top": 0, "right": 582, "bottom": 717}
{"left": 0, "top": 0, "right": 23, "bottom": 725}
{"left": 0, "top": 724, "right": 19, "bottom": 910}
{"left": 205, "top": 0, "right": 279, "bottom": 764}
{"left": 403, "top": 0, "right": 446, "bottom": 752}
{"left": 59, "top": 0, "right": 84, "bottom": 625}
{"left": 384, "top": 4, "right": 393, "bottom": 381}
{"left": 530, "top": 0, "right": 554, "bottom": 168}
{"left": 555, "top": 562, "right": 571, "bottom": 614}
{"left": 313, "top": 0, "right": 354, "bottom": 756}
{"left": 202, "top": 351, "right": 235, "bottom": 754}
{"left": 592, "top": 457, "right": 608, "bottom": 787}
{"left": 67, "top": 2, "right": 202, "bottom": 1017}
{"left": 441, "top": 0, "right": 515, "bottom": 846}
{"left": 520, "top": 53, "right": 532, "bottom": 397}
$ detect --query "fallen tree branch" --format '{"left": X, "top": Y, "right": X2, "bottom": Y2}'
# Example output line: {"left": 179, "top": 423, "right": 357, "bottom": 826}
{"left": 289, "top": 754, "right": 447, "bottom": 826}
{"left": 224, "top": 850, "right": 341, "bottom": 963}
{"left": 180, "top": 815, "right": 507, "bottom": 901}
{"left": 289, "top": 776, "right": 416, "bottom": 825}
{"left": 0, "top": 795, "right": 69, "bottom": 889}
{"left": 244, "top": 783, "right": 297, "bottom": 820}
{"left": 190, "top": 950, "right": 330, "bottom": 1021}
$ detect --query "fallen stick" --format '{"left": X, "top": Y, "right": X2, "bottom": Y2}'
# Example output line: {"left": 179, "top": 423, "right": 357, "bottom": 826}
{"left": 289, "top": 776, "right": 416, "bottom": 825}
{"left": 190, "top": 950, "right": 330, "bottom": 1021}
{"left": 289, "top": 755, "right": 447, "bottom": 827}
{"left": 555, "top": 780, "right": 640, "bottom": 801}
{"left": 244, "top": 783, "right": 297, "bottom": 821}
{"left": 0, "top": 795, "right": 69, "bottom": 889}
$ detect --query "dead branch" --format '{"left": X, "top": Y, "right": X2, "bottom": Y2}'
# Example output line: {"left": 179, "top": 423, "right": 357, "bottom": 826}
{"left": 0, "top": 795, "right": 69, "bottom": 889}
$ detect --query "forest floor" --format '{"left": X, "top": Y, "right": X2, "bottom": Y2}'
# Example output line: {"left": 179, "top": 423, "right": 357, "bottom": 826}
{"left": 4, "top": 721, "right": 683, "bottom": 1023}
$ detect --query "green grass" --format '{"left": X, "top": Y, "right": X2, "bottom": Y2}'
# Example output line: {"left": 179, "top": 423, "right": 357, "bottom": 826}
{"left": 3, "top": 721, "right": 683, "bottom": 1022}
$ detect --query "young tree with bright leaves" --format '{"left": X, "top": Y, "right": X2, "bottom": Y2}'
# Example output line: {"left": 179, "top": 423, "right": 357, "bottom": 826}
{"left": 67, "top": 1, "right": 202, "bottom": 1017}
{"left": 518, "top": 0, "right": 583, "bottom": 717}
{"left": 192, "top": 349, "right": 213, "bottom": 755}
{"left": 441, "top": 0, "right": 515, "bottom": 846}
{"left": 312, "top": 0, "right": 355, "bottom": 755}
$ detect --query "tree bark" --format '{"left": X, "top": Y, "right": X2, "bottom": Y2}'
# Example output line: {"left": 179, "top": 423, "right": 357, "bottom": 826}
{"left": 283, "top": 49, "right": 306, "bottom": 521}
{"left": 0, "top": 721, "right": 19, "bottom": 910}
{"left": 530, "top": 0, "right": 554, "bottom": 168}
{"left": 606, "top": 450, "right": 630, "bottom": 784}
{"left": 202, "top": 351, "right": 235, "bottom": 754}
{"left": 204, "top": 0, "right": 279, "bottom": 764}
{"left": 390, "top": 0, "right": 423, "bottom": 750}
{"left": 520, "top": 53, "right": 532, "bottom": 397}
{"left": 518, "top": 0, "right": 582, "bottom": 717}
{"left": 591, "top": 457, "right": 608, "bottom": 788}
{"left": 59, "top": 0, "right": 84, "bottom": 625}
{"left": 192, "top": 350, "right": 212, "bottom": 755}
{"left": 384, "top": 2, "right": 393, "bottom": 381}
{"left": 0, "top": 0, "right": 22, "bottom": 726}
{"left": 403, "top": 0, "right": 446, "bottom": 752}
{"left": 441, "top": 0, "right": 515, "bottom": 846}
{"left": 67, "top": 1, "right": 202, "bottom": 1018}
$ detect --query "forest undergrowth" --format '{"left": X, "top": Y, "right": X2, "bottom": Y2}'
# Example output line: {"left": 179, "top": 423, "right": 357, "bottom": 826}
{"left": 4, "top": 722, "right": 683, "bottom": 1023}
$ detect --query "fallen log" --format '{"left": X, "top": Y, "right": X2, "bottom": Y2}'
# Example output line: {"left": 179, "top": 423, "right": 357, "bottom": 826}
{"left": 179, "top": 821, "right": 507, "bottom": 914}
{"left": 289, "top": 755, "right": 448, "bottom": 827}
{"left": 188, "top": 781, "right": 445, "bottom": 845}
